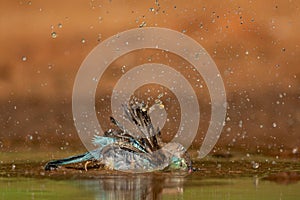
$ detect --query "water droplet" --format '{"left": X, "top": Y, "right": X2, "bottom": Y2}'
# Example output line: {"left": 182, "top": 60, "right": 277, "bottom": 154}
{"left": 292, "top": 148, "right": 298, "bottom": 154}
{"left": 149, "top": 7, "right": 155, "bottom": 12}
{"left": 121, "top": 65, "right": 126, "bottom": 73}
{"left": 155, "top": 99, "right": 162, "bottom": 105}
{"left": 159, "top": 104, "right": 165, "bottom": 109}
{"left": 157, "top": 93, "right": 164, "bottom": 98}
{"left": 81, "top": 38, "right": 86, "bottom": 44}
{"left": 139, "top": 21, "right": 146, "bottom": 28}
{"left": 51, "top": 32, "right": 57, "bottom": 39}
{"left": 252, "top": 162, "right": 260, "bottom": 169}
{"left": 22, "top": 56, "right": 27, "bottom": 61}
{"left": 238, "top": 120, "right": 243, "bottom": 128}
{"left": 279, "top": 149, "right": 283, "bottom": 153}
{"left": 11, "top": 164, "right": 16, "bottom": 170}
{"left": 245, "top": 51, "right": 249, "bottom": 55}
{"left": 97, "top": 34, "right": 102, "bottom": 42}
{"left": 58, "top": 23, "right": 63, "bottom": 28}
{"left": 272, "top": 122, "right": 277, "bottom": 128}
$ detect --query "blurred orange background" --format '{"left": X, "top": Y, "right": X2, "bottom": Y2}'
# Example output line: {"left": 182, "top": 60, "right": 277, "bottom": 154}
{"left": 0, "top": 0, "right": 299, "bottom": 157}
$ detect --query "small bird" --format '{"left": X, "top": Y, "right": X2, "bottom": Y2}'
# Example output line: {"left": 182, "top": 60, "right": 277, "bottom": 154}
{"left": 45, "top": 102, "right": 192, "bottom": 172}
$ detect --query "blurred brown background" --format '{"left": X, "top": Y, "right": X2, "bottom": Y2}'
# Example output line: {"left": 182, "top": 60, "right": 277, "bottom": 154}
{"left": 0, "top": 0, "right": 299, "bottom": 157}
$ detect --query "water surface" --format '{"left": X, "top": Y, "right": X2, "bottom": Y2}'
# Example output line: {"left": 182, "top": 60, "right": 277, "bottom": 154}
{"left": 1, "top": 152, "right": 299, "bottom": 200}
{"left": 1, "top": 176, "right": 300, "bottom": 200}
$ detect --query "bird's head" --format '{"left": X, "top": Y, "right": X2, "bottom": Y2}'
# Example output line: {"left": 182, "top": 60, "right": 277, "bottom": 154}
{"left": 166, "top": 156, "right": 192, "bottom": 172}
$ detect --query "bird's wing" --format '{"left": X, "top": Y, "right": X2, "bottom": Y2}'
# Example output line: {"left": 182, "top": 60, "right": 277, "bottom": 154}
{"left": 122, "top": 103, "right": 164, "bottom": 151}
{"left": 92, "top": 135, "right": 116, "bottom": 147}
{"left": 100, "top": 102, "right": 165, "bottom": 154}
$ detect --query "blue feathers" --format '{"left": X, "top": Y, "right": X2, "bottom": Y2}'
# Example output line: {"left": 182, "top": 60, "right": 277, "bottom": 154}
{"left": 92, "top": 135, "right": 116, "bottom": 147}
{"left": 45, "top": 102, "right": 192, "bottom": 172}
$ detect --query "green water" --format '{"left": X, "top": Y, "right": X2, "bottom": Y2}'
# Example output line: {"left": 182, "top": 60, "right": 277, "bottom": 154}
{"left": 1, "top": 176, "right": 300, "bottom": 200}
{"left": 1, "top": 152, "right": 299, "bottom": 199}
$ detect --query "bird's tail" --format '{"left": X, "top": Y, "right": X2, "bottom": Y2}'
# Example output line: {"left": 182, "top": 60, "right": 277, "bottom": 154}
{"left": 44, "top": 151, "right": 94, "bottom": 170}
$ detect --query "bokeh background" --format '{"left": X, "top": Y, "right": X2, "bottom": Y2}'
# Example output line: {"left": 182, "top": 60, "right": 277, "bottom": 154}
{"left": 0, "top": 0, "right": 299, "bottom": 158}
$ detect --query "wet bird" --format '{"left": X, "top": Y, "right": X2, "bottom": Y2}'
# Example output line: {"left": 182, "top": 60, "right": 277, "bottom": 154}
{"left": 45, "top": 102, "right": 192, "bottom": 172}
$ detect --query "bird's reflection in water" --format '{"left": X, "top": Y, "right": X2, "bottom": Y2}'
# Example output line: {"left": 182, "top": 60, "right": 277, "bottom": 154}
{"left": 79, "top": 174, "right": 186, "bottom": 200}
